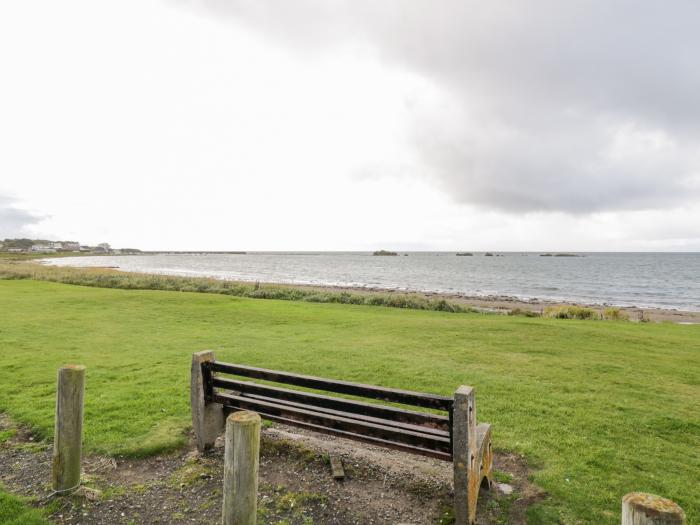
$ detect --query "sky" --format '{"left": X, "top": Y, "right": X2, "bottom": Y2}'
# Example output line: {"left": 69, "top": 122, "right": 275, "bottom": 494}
{"left": 1, "top": 0, "right": 699, "bottom": 251}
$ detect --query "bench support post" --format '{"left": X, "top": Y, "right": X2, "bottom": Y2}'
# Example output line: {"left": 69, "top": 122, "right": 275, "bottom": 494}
{"left": 191, "top": 350, "right": 224, "bottom": 451}
{"left": 453, "top": 385, "right": 477, "bottom": 525}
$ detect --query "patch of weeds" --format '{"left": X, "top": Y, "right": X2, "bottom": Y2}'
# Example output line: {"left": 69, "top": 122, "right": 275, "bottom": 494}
{"left": 508, "top": 308, "right": 540, "bottom": 318}
{"left": 492, "top": 470, "right": 513, "bottom": 484}
{"left": 602, "top": 307, "right": 630, "bottom": 321}
{"left": 0, "top": 429, "right": 16, "bottom": 444}
{"left": 543, "top": 305, "right": 600, "bottom": 320}
{"left": 485, "top": 494, "right": 516, "bottom": 525}
{"left": 258, "top": 485, "right": 326, "bottom": 524}
{"left": 437, "top": 506, "right": 455, "bottom": 524}
{"left": 261, "top": 438, "right": 317, "bottom": 465}
{"left": 131, "top": 483, "right": 148, "bottom": 495}
{"left": 100, "top": 486, "right": 127, "bottom": 500}
{"left": 197, "top": 498, "right": 216, "bottom": 511}
{"left": 168, "top": 462, "right": 213, "bottom": 489}
{"left": 12, "top": 441, "right": 47, "bottom": 453}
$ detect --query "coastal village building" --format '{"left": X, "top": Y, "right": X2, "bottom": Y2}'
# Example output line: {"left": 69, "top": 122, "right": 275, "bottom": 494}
{"left": 61, "top": 241, "right": 80, "bottom": 251}
{"left": 31, "top": 244, "right": 57, "bottom": 253}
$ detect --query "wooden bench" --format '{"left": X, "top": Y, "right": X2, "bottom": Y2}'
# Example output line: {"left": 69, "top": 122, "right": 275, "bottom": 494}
{"left": 191, "top": 351, "right": 493, "bottom": 525}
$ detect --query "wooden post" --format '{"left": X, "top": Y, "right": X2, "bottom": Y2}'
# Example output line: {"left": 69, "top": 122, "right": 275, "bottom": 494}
{"left": 622, "top": 493, "right": 685, "bottom": 525}
{"left": 223, "top": 411, "right": 261, "bottom": 525}
{"left": 453, "top": 385, "right": 477, "bottom": 525}
{"left": 191, "top": 350, "right": 224, "bottom": 451}
{"left": 52, "top": 364, "right": 86, "bottom": 493}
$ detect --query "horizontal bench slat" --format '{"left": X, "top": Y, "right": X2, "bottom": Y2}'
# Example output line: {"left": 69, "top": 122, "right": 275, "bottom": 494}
{"left": 211, "top": 377, "right": 449, "bottom": 431}
{"left": 240, "top": 391, "right": 450, "bottom": 438}
{"left": 210, "top": 361, "right": 452, "bottom": 410}
{"left": 221, "top": 406, "right": 453, "bottom": 461}
{"left": 213, "top": 392, "right": 452, "bottom": 454}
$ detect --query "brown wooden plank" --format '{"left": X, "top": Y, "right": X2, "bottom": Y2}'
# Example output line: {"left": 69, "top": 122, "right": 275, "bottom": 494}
{"left": 210, "top": 361, "right": 452, "bottom": 410}
{"left": 222, "top": 405, "right": 453, "bottom": 461}
{"left": 329, "top": 456, "right": 345, "bottom": 480}
{"left": 239, "top": 391, "right": 449, "bottom": 438}
{"left": 213, "top": 392, "right": 451, "bottom": 453}
{"left": 211, "top": 377, "right": 449, "bottom": 430}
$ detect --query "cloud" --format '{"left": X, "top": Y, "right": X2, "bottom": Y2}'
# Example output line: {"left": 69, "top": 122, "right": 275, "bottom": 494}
{"left": 178, "top": 0, "right": 700, "bottom": 213}
{"left": 0, "top": 196, "right": 45, "bottom": 238}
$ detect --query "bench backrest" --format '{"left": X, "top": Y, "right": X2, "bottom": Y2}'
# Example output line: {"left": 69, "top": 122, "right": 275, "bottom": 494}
{"left": 190, "top": 351, "right": 493, "bottom": 525}
{"left": 202, "top": 359, "right": 454, "bottom": 460}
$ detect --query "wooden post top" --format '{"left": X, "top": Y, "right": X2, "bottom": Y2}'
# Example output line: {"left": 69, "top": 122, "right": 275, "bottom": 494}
{"left": 455, "top": 385, "right": 474, "bottom": 396}
{"left": 623, "top": 493, "right": 686, "bottom": 524}
{"left": 228, "top": 411, "right": 261, "bottom": 426}
{"left": 192, "top": 350, "right": 216, "bottom": 361}
{"left": 59, "top": 364, "right": 86, "bottom": 371}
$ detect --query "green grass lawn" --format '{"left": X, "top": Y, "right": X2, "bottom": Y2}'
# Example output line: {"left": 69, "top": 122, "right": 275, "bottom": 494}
{"left": 0, "top": 490, "right": 47, "bottom": 525}
{"left": 0, "top": 280, "right": 698, "bottom": 524}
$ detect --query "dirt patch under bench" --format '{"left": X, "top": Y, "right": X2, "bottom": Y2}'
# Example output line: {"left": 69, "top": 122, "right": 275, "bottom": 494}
{"left": 0, "top": 415, "right": 544, "bottom": 524}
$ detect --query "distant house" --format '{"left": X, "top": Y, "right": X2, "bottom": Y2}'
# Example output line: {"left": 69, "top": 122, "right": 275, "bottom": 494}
{"left": 51, "top": 242, "right": 63, "bottom": 250}
{"left": 7, "top": 248, "right": 24, "bottom": 253}
{"left": 61, "top": 241, "right": 80, "bottom": 251}
{"left": 31, "top": 244, "right": 57, "bottom": 253}
{"left": 92, "top": 243, "right": 112, "bottom": 254}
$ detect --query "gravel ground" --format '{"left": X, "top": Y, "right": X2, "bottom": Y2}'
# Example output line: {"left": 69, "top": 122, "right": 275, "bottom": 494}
{"left": 1, "top": 415, "right": 543, "bottom": 524}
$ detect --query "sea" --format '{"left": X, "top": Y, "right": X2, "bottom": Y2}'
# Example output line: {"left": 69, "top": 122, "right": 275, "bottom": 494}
{"left": 44, "top": 252, "right": 700, "bottom": 312}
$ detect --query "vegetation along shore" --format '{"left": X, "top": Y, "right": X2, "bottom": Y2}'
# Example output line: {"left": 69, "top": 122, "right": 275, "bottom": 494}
{"left": 1, "top": 252, "right": 697, "bottom": 323}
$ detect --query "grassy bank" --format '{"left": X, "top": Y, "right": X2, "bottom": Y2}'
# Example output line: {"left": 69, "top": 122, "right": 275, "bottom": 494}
{"left": 0, "top": 280, "right": 698, "bottom": 523}
{"left": 0, "top": 257, "right": 637, "bottom": 321}
{"left": 0, "top": 257, "right": 478, "bottom": 314}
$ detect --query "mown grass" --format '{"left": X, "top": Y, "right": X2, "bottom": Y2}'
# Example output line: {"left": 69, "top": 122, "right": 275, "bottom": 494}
{"left": 0, "top": 489, "right": 47, "bottom": 525}
{"left": 0, "top": 280, "right": 698, "bottom": 523}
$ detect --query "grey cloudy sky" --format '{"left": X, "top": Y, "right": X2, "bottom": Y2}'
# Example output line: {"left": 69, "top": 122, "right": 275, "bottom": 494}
{"left": 1, "top": 0, "right": 699, "bottom": 250}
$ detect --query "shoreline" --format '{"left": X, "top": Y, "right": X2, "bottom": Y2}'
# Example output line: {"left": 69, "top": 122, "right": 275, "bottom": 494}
{"left": 39, "top": 258, "right": 700, "bottom": 323}
{"left": 267, "top": 281, "right": 700, "bottom": 323}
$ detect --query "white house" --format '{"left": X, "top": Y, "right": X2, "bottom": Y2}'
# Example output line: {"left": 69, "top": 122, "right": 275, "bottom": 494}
{"left": 31, "top": 244, "right": 57, "bottom": 253}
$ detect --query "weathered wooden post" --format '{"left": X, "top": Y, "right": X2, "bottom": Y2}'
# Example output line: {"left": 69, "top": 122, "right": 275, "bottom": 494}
{"left": 622, "top": 493, "right": 685, "bottom": 525}
{"left": 190, "top": 350, "right": 224, "bottom": 451}
{"left": 453, "top": 385, "right": 477, "bottom": 525}
{"left": 52, "top": 364, "right": 86, "bottom": 493}
{"left": 223, "top": 411, "right": 261, "bottom": 525}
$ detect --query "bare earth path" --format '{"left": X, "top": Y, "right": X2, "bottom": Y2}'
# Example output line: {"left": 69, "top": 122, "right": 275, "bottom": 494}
{"left": 1, "top": 415, "right": 542, "bottom": 524}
